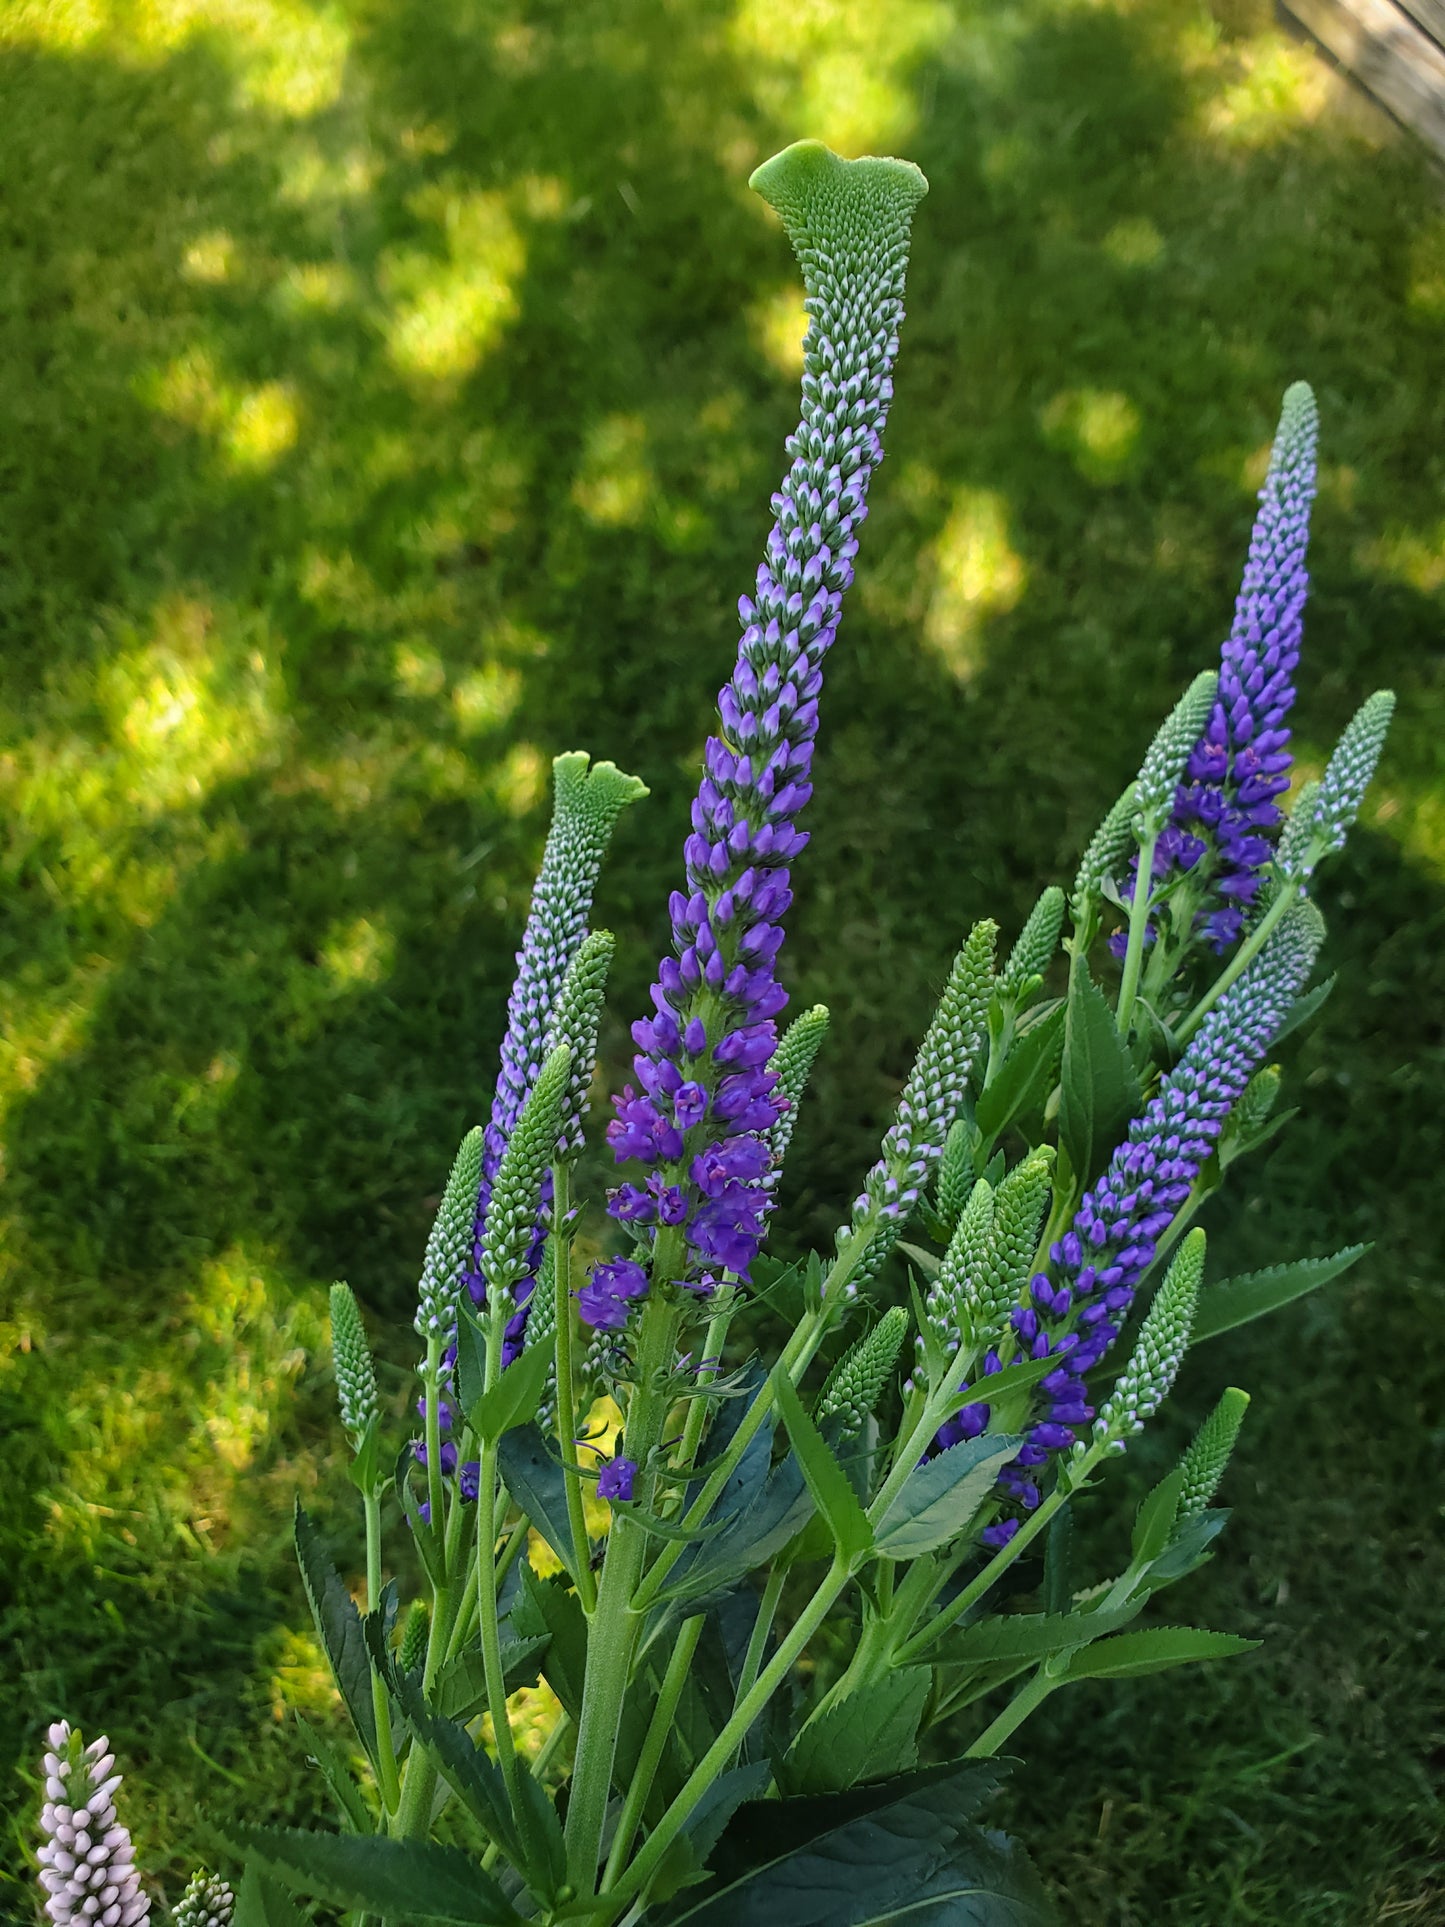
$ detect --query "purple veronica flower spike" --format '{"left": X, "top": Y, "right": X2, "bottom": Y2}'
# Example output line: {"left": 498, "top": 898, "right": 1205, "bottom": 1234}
{"left": 938, "top": 901, "right": 1323, "bottom": 1544}
{"left": 585, "top": 144, "right": 929, "bottom": 1330}
{"left": 1176, "top": 383, "right": 1319, "bottom": 952}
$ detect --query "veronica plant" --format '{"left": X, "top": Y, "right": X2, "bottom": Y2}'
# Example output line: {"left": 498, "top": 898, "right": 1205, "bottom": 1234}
{"left": 35, "top": 141, "right": 1393, "bottom": 1927}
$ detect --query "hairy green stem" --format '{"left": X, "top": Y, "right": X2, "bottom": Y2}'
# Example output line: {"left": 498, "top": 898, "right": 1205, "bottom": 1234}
{"left": 965, "top": 1663, "right": 1062, "bottom": 1757}
{"left": 1175, "top": 877, "right": 1294, "bottom": 1044}
{"left": 552, "top": 1161, "right": 598, "bottom": 1613}
{"left": 600, "top": 1615, "right": 704, "bottom": 1890}
{"left": 363, "top": 1488, "right": 401, "bottom": 1816}
{"left": 1115, "top": 826, "right": 1158, "bottom": 1036}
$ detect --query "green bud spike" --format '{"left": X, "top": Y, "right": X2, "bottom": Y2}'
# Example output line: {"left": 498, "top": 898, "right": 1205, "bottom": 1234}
{"left": 935, "top": 1119, "right": 975, "bottom": 1234}
{"left": 546, "top": 929, "right": 615, "bottom": 1155}
{"left": 1288, "top": 690, "right": 1396, "bottom": 877}
{"left": 846, "top": 920, "right": 997, "bottom": 1296}
{"left": 999, "top": 886, "right": 1065, "bottom": 1000}
{"left": 483, "top": 1041, "right": 571, "bottom": 1309}
{"left": 1092, "top": 1228, "right": 1205, "bottom": 1449}
{"left": 1275, "top": 779, "right": 1322, "bottom": 880}
{"left": 174, "top": 1870, "right": 236, "bottom": 1927}
{"left": 523, "top": 1237, "right": 558, "bottom": 1355}
{"left": 768, "top": 1003, "right": 830, "bottom": 1174}
{"left": 1235, "top": 1065, "right": 1282, "bottom": 1138}
{"left": 329, "top": 1282, "right": 378, "bottom": 1444}
{"left": 1177, "top": 1386, "right": 1251, "bottom": 1520}
{"left": 983, "top": 1147, "right": 1056, "bottom": 1318}
{"left": 415, "top": 1126, "right": 485, "bottom": 1342}
{"left": 750, "top": 143, "right": 928, "bottom": 319}
{"left": 397, "top": 1599, "right": 430, "bottom": 1676}
{"left": 1275, "top": 380, "right": 1318, "bottom": 463}
{"left": 819, "top": 1305, "right": 909, "bottom": 1434}
{"left": 926, "top": 1176, "right": 995, "bottom": 1353}
{"left": 1134, "top": 672, "right": 1219, "bottom": 830}
{"left": 1072, "top": 781, "right": 1139, "bottom": 913}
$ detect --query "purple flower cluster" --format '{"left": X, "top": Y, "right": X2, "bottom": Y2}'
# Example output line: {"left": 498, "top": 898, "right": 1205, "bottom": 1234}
{"left": 585, "top": 150, "right": 928, "bottom": 1331}
{"left": 1175, "top": 383, "right": 1318, "bottom": 951}
{"left": 939, "top": 904, "right": 1321, "bottom": 1546}
{"left": 37, "top": 1723, "right": 150, "bottom": 1927}
{"left": 597, "top": 1455, "right": 638, "bottom": 1502}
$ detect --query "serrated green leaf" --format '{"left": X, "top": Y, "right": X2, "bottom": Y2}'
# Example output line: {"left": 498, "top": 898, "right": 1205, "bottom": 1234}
{"left": 1273, "top": 971, "right": 1335, "bottom": 1044}
{"left": 654, "top": 1761, "right": 1055, "bottom": 1926}
{"left": 469, "top": 1338, "right": 554, "bottom": 1444}
{"left": 875, "top": 1436, "right": 1020, "bottom": 1558}
{"left": 293, "top": 1501, "right": 377, "bottom": 1766}
{"left": 433, "top": 1634, "right": 549, "bottom": 1722}
{"left": 1131, "top": 1468, "right": 1184, "bottom": 1565}
{"left": 1059, "top": 953, "right": 1141, "bottom": 1186}
{"left": 1059, "top": 1625, "right": 1257, "bottom": 1681}
{"left": 225, "top": 1827, "right": 519, "bottom": 1924}
{"left": 455, "top": 1308, "right": 488, "bottom": 1423}
{"left": 512, "top": 1769, "right": 568, "bottom": 1901}
{"left": 496, "top": 1424, "right": 581, "bottom": 1580}
{"left": 294, "top": 1714, "right": 373, "bottom": 1835}
{"left": 395, "top": 1444, "right": 447, "bottom": 1588}
{"left": 1146, "top": 1510, "right": 1230, "bottom": 1586}
{"left": 233, "top": 1866, "right": 309, "bottom": 1927}
{"left": 772, "top": 1369, "right": 872, "bottom": 1563}
{"left": 934, "top": 1604, "right": 1142, "bottom": 1671}
{"left": 520, "top": 1569, "right": 591, "bottom": 1723}
{"left": 660, "top": 1454, "right": 813, "bottom": 1607}
{"left": 781, "top": 1667, "right": 931, "bottom": 1795}
{"left": 976, "top": 1003, "right": 1065, "bottom": 1146}
{"left": 648, "top": 1763, "right": 775, "bottom": 1910}
{"left": 393, "top": 1674, "right": 521, "bottom": 1862}
{"left": 1192, "top": 1245, "right": 1369, "bottom": 1341}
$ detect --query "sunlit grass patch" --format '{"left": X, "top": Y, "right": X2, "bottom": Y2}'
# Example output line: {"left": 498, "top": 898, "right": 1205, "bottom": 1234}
{"left": 922, "top": 488, "right": 1028, "bottom": 683}
{"left": 382, "top": 186, "right": 526, "bottom": 386}
{"left": 731, "top": 0, "right": 952, "bottom": 153}
{"left": 1040, "top": 387, "right": 1143, "bottom": 484}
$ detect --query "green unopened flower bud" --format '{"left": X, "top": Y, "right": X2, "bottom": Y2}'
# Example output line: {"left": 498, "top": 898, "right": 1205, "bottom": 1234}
{"left": 174, "top": 1870, "right": 235, "bottom": 1927}
{"left": 1176, "top": 1386, "right": 1250, "bottom": 1520}
{"left": 1092, "top": 1228, "right": 1205, "bottom": 1449}
{"left": 1072, "top": 782, "right": 1139, "bottom": 912}
{"left": 1135, "top": 673, "right": 1219, "bottom": 830}
{"left": 935, "top": 1119, "right": 974, "bottom": 1234}
{"left": 484, "top": 1042, "right": 571, "bottom": 1308}
{"left": 397, "top": 1599, "right": 430, "bottom": 1676}
{"left": 767, "top": 1004, "right": 830, "bottom": 1178}
{"left": 415, "top": 1126, "right": 485, "bottom": 1343}
{"left": 329, "top": 1282, "right": 378, "bottom": 1444}
{"left": 925, "top": 1176, "right": 994, "bottom": 1353}
{"left": 999, "top": 886, "right": 1065, "bottom": 1001}
{"left": 546, "top": 929, "right": 615, "bottom": 1155}
{"left": 819, "top": 1306, "right": 909, "bottom": 1434}
{"left": 1283, "top": 691, "right": 1395, "bottom": 878}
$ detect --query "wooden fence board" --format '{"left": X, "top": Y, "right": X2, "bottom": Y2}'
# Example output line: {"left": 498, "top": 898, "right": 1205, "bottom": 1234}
{"left": 1284, "top": 0, "right": 1445, "bottom": 161}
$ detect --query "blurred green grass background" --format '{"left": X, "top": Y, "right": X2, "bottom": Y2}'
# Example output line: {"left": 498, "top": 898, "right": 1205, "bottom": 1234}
{"left": 1, "top": 0, "right": 1442, "bottom": 1918}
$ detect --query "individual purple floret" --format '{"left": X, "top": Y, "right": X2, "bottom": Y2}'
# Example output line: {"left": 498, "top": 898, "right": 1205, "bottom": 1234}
{"left": 585, "top": 146, "right": 928, "bottom": 1328}
{"left": 596, "top": 1456, "right": 638, "bottom": 1502}
{"left": 36, "top": 1722, "right": 150, "bottom": 1927}
{"left": 941, "top": 902, "right": 1322, "bottom": 1546}
{"left": 1176, "top": 383, "right": 1318, "bottom": 950}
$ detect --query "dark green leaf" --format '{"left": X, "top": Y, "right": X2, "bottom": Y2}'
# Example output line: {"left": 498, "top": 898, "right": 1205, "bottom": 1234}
{"left": 976, "top": 1003, "right": 1065, "bottom": 1145}
{"left": 512, "top": 1769, "right": 567, "bottom": 1901}
{"left": 1041, "top": 1510, "right": 1072, "bottom": 1618}
{"left": 1131, "top": 1468, "right": 1184, "bottom": 1564}
{"left": 661, "top": 1454, "right": 813, "bottom": 1607}
{"left": 225, "top": 1826, "right": 519, "bottom": 1924}
{"left": 395, "top": 1445, "right": 447, "bottom": 1588}
{"left": 1146, "top": 1509, "right": 1230, "bottom": 1586}
{"left": 470, "top": 1338, "right": 554, "bottom": 1444}
{"left": 1059, "top": 1625, "right": 1257, "bottom": 1681}
{"left": 1273, "top": 972, "right": 1335, "bottom": 1043}
{"left": 1058, "top": 953, "right": 1141, "bottom": 1186}
{"left": 393, "top": 1673, "right": 521, "bottom": 1862}
{"left": 934, "top": 1605, "right": 1140, "bottom": 1671}
{"left": 294, "top": 1714, "right": 373, "bottom": 1835}
{"left": 233, "top": 1866, "right": 309, "bottom": 1927}
{"left": 875, "top": 1437, "right": 1020, "bottom": 1559}
{"left": 772, "top": 1369, "right": 872, "bottom": 1563}
{"left": 293, "top": 1501, "right": 377, "bottom": 1766}
{"left": 519, "top": 1569, "right": 590, "bottom": 1723}
{"left": 781, "top": 1667, "right": 931, "bottom": 1795}
{"left": 345, "top": 1418, "right": 383, "bottom": 1497}
{"left": 497, "top": 1424, "right": 581, "bottom": 1581}
{"left": 648, "top": 1762, "right": 775, "bottom": 1908}
{"left": 897, "top": 1241, "right": 942, "bottom": 1281}
{"left": 455, "top": 1308, "right": 489, "bottom": 1422}
{"left": 653, "top": 1765, "right": 1055, "bottom": 1926}
{"left": 433, "top": 1634, "right": 549, "bottom": 1722}
{"left": 1193, "top": 1245, "right": 1369, "bottom": 1341}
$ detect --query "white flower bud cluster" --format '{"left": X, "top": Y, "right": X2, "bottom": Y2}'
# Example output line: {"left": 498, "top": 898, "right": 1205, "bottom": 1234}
{"left": 36, "top": 1723, "right": 150, "bottom": 1926}
{"left": 172, "top": 1869, "right": 234, "bottom": 1927}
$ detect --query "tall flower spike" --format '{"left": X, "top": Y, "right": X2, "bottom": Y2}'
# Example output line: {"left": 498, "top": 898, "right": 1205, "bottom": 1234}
{"left": 37, "top": 1722, "right": 150, "bottom": 1927}
{"left": 471, "top": 752, "right": 646, "bottom": 1293}
{"left": 842, "top": 919, "right": 997, "bottom": 1297}
{"left": 819, "top": 1305, "right": 909, "bottom": 1433}
{"left": 329, "top": 1283, "right": 378, "bottom": 1444}
{"left": 1106, "top": 672, "right": 1219, "bottom": 958}
{"left": 969, "top": 900, "right": 1322, "bottom": 1543}
{"left": 484, "top": 1042, "right": 572, "bottom": 1316}
{"left": 762, "top": 1004, "right": 830, "bottom": 1199}
{"left": 414, "top": 1126, "right": 484, "bottom": 1343}
{"left": 924, "top": 1174, "right": 995, "bottom": 1357}
{"left": 999, "top": 886, "right": 1065, "bottom": 1000}
{"left": 545, "top": 929, "right": 616, "bottom": 1156}
{"left": 173, "top": 1871, "right": 235, "bottom": 1927}
{"left": 1173, "top": 382, "right": 1319, "bottom": 951}
{"left": 1072, "top": 782, "right": 1139, "bottom": 923}
{"left": 1176, "top": 1385, "right": 1250, "bottom": 1520}
{"left": 595, "top": 142, "right": 928, "bottom": 1325}
{"left": 1281, "top": 690, "right": 1395, "bottom": 879}
{"left": 1090, "top": 1227, "right": 1205, "bottom": 1450}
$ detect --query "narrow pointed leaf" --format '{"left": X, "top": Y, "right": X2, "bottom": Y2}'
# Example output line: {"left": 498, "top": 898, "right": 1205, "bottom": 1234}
{"left": 976, "top": 1003, "right": 1065, "bottom": 1144}
{"left": 1059, "top": 953, "right": 1141, "bottom": 1185}
{"left": 1059, "top": 1625, "right": 1257, "bottom": 1681}
{"left": 1192, "top": 1245, "right": 1368, "bottom": 1341}
{"left": 781, "top": 1667, "right": 931, "bottom": 1795}
{"left": 875, "top": 1436, "right": 1020, "bottom": 1559}
{"left": 224, "top": 1827, "right": 519, "bottom": 1925}
{"left": 497, "top": 1424, "right": 581, "bottom": 1580}
{"left": 772, "top": 1368, "right": 872, "bottom": 1562}
{"left": 293, "top": 1502, "right": 377, "bottom": 1765}
{"left": 233, "top": 1866, "right": 309, "bottom": 1927}
{"left": 470, "top": 1338, "right": 554, "bottom": 1444}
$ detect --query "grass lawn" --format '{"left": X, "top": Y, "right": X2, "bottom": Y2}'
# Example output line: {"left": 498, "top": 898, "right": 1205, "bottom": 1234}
{"left": 1, "top": 0, "right": 1443, "bottom": 1919}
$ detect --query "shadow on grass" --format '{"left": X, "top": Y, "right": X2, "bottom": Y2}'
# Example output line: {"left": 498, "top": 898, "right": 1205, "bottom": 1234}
{"left": 0, "top": 0, "right": 1442, "bottom": 1916}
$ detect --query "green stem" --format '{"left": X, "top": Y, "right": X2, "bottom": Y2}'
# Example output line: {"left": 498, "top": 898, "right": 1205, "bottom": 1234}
{"left": 563, "top": 1275, "right": 685, "bottom": 1893}
{"left": 675, "top": 1305, "right": 735, "bottom": 1472}
{"left": 600, "top": 1615, "right": 704, "bottom": 1890}
{"left": 1115, "top": 825, "right": 1158, "bottom": 1037}
{"left": 364, "top": 1488, "right": 401, "bottom": 1816}
{"left": 1174, "top": 878, "right": 1294, "bottom": 1045}
{"left": 631, "top": 1219, "right": 880, "bottom": 1615}
{"left": 532, "top": 1708, "right": 573, "bottom": 1783}
{"left": 728, "top": 1561, "right": 787, "bottom": 1758}
{"left": 605, "top": 1559, "right": 853, "bottom": 1914}
{"left": 552, "top": 1161, "right": 598, "bottom": 1614}
{"left": 965, "top": 1664, "right": 1061, "bottom": 1757}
